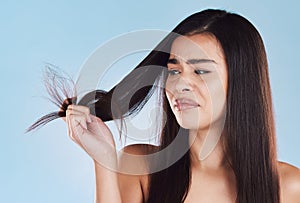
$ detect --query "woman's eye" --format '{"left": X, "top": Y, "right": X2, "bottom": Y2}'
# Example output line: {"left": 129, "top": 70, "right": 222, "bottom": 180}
{"left": 168, "top": 69, "right": 180, "bottom": 76}
{"left": 194, "top": 69, "right": 210, "bottom": 75}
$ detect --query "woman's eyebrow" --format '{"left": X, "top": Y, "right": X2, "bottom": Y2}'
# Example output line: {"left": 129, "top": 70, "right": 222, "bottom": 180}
{"left": 186, "top": 58, "right": 216, "bottom": 64}
{"left": 167, "top": 58, "right": 179, "bottom": 64}
{"left": 167, "top": 58, "right": 216, "bottom": 65}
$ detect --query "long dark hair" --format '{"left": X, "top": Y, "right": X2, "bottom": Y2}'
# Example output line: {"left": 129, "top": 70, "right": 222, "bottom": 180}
{"left": 28, "top": 9, "right": 280, "bottom": 203}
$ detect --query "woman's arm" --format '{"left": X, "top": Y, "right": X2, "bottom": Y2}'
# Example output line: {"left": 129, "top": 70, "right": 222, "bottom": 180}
{"left": 94, "top": 160, "right": 122, "bottom": 203}
{"left": 66, "top": 105, "right": 151, "bottom": 202}
{"left": 95, "top": 144, "right": 150, "bottom": 203}
{"left": 66, "top": 105, "right": 122, "bottom": 203}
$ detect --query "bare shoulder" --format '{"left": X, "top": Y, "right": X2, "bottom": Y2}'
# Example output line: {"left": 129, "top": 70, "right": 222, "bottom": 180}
{"left": 278, "top": 161, "right": 300, "bottom": 202}
{"left": 119, "top": 144, "right": 159, "bottom": 176}
{"left": 118, "top": 144, "right": 159, "bottom": 202}
{"left": 121, "top": 144, "right": 160, "bottom": 155}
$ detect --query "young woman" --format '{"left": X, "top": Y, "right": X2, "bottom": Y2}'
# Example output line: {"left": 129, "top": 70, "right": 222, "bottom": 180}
{"left": 29, "top": 9, "right": 300, "bottom": 202}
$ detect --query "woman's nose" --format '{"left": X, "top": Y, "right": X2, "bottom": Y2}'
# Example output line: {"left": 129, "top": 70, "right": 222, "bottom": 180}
{"left": 174, "top": 75, "right": 192, "bottom": 93}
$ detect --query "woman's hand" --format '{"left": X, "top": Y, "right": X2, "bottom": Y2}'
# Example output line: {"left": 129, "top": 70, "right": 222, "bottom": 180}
{"left": 65, "top": 105, "right": 117, "bottom": 169}
{"left": 65, "top": 105, "right": 122, "bottom": 203}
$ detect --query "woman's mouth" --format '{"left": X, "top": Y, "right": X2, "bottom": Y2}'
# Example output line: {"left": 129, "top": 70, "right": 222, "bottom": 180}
{"left": 174, "top": 98, "right": 200, "bottom": 111}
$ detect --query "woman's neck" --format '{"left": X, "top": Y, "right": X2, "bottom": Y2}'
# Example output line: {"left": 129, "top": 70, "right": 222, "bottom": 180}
{"left": 189, "top": 127, "right": 228, "bottom": 171}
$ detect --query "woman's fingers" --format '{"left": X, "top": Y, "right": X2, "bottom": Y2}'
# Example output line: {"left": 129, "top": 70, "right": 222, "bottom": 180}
{"left": 66, "top": 111, "right": 89, "bottom": 144}
{"left": 68, "top": 105, "right": 92, "bottom": 123}
{"left": 66, "top": 109, "right": 88, "bottom": 128}
{"left": 66, "top": 105, "right": 91, "bottom": 138}
{"left": 65, "top": 105, "right": 99, "bottom": 149}
{"left": 64, "top": 105, "right": 117, "bottom": 167}
{"left": 89, "top": 115, "right": 116, "bottom": 147}
{"left": 66, "top": 115, "right": 86, "bottom": 149}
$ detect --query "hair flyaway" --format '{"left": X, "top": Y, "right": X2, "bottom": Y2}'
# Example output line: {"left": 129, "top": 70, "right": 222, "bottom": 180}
{"left": 28, "top": 9, "right": 280, "bottom": 203}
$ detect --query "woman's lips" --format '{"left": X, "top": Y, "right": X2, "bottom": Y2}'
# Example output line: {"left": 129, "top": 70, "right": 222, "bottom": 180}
{"left": 174, "top": 98, "right": 200, "bottom": 111}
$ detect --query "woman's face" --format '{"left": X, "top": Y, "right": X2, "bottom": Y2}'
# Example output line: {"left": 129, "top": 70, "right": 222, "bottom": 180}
{"left": 165, "top": 34, "right": 228, "bottom": 131}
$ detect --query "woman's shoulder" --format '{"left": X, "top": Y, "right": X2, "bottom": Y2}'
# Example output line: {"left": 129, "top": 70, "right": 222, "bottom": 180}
{"left": 121, "top": 144, "right": 160, "bottom": 155}
{"left": 118, "top": 144, "right": 159, "bottom": 201}
{"left": 278, "top": 161, "right": 300, "bottom": 202}
{"left": 118, "top": 144, "right": 159, "bottom": 175}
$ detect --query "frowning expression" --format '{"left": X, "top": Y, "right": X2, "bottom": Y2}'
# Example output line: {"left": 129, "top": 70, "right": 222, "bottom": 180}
{"left": 165, "top": 34, "right": 228, "bottom": 131}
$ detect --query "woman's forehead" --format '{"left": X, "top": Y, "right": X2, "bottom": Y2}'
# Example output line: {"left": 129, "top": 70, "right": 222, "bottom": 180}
{"left": 170, "top": 34, "right": 224, "bottom": 63}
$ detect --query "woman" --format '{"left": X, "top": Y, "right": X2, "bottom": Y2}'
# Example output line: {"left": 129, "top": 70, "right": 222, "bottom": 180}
{"left": 29, "top": 9, "right": 300, "bottom": 202}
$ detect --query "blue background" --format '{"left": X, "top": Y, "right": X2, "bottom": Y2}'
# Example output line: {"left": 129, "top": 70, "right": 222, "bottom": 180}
{"left": 1, "top": 0, "right": 299, "bottom": 202}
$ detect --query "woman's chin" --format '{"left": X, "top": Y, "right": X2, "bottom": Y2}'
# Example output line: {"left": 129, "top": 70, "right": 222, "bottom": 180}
{"left": 177, "top": 120, "right": 209, "bottom": 131}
